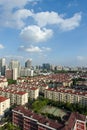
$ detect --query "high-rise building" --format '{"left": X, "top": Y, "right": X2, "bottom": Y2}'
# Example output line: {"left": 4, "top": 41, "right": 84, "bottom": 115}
{"left": 13, "top": 68, "right": 18, "bottom": 80}
{"left": 25, "top": 59, "right": 32, "bottom": 69}
{"left": 5, "top": 69, "right": 13, "bottom": 79}
{"left": 42, "top": 63, "right": 51, "bottom": 71}
{"left": 9, "top": 60, "right": 21, "bottom": 77}
{"left": 0, "top": 58, "right": 6, "bottom": 76}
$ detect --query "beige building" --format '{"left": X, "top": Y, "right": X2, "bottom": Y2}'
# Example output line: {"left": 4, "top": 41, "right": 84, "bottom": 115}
{"left": 63, "top": 80, "right": 72, "bottom": 87}
{"left": 16, "top": 91, "right": 28, "bottom": 105}
{"left": 17, "top": 77, "right": 25, "bottom": 84}
{"left": 0, "top": 96, "right": 10, "bottom": 120}
{"left": 44, "top": 88, "right": 87, "bottom": 106}
{"left": 39, "top": 84, "right": 49, "bottom": 93}
{"left": 29, "top": 87, "right": 39, "bottom": 99}
{"left": 0, "top": 88, "right": 28, "bottom": 105}
{"left": 0, "top": 76, "right": 8, "bottom": 88}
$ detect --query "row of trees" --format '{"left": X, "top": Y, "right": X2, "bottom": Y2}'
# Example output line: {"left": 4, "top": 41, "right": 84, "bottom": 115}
{"left": 47, "top": 99, "right": 87, "bottom": 115}
{"left": 30, "top": 97, "right": 87, "bottom": 115}
{"left": 31, "top": 97, "right": 48, "bottom": 113}
{"left": 0, "top": 123, "right": 20, "bottom": 130}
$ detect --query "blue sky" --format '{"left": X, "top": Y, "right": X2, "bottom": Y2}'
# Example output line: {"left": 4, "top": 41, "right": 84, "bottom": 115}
{"left": 0, "top": 0, "right": 87, "bottom": 66}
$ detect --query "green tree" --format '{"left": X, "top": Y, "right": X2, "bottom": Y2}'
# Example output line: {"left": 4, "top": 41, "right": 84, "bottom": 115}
{"left": 8, "top": 79, "right": 16, "bottom": 85}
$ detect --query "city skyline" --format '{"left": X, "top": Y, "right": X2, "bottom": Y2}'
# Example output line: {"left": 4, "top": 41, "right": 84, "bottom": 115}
{"left": 0, "top": 0, "right": 87, "bottom": 66}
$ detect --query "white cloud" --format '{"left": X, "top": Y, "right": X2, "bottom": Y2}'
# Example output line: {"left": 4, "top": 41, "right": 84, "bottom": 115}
{"left": 0, "top": 0, "right": 41, "bottom": 11}
{"left": 0, "top": 0, "right": 33, "bottom": 29}
{"left": 19, "top": 45, "right": 42, "bottom": 53}
{"left": 0, "top": 0, "right": 28, "bottom": 11}
{"left": 33, "top": 11, "right": 62, "bottom": 27}
{"left": 20, "top": 25, "right": 53, "bottom": 43}
{"left": 0, "top": 44, "right": 4, "bottom": 49}
{"left": 0, "top": 0, "right": 81, "bottom": 31}
{"left": 26, "top": 46, "right": 42, "bottom": 52}
{"left": 0, "top": 9, "right": 33, "bottom": 29}
{"left": 33, "top": 11, "right": 81, "bottom": 31}
{"left": 77, "top": 56, "right": 86, "bottom": 61}
{"left": 19, "top": 45, "right": 51, "bottom": 53}
{"left": 12, "top": 9, "right": 33, "bottom": 29}
{"left": 60, "top": 13, "right": 81, "bottom": 31}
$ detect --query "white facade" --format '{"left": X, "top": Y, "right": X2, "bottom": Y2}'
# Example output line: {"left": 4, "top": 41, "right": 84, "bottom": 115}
{"left": 73, "top": 119, "right": 86, "bottom": 130}
{"left": 0, "top": 96, "right": 10, "bottom": 120}
{"left": 20, "top": 68, "right": 33, "bottom": 77}
{"left": 0, "top": 77, "right": 8, "bottom": 88}
{"left": 13, "top": 68, "right": 18, "bottom": 80}
{"left": 0, "top": 81, "right": 8, "bottom": 88}
{"left": 29, "top": 87, "right": 39, "bottom": 99}
{"left": 16, "top": 92, "right": 28, "bottom": 105}
{"left": 9, "top": 60, "right": 21, "bottom": 77}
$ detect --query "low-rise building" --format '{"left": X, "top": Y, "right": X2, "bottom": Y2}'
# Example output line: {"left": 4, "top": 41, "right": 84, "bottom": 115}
{"left": 29, "top": 87, "right": 39, "bottom": 99}
{"left": 12, "top": 106, "right": 86, "bottom": 130}
{"left": 12, "top": 106, "right": 63, "bottom": 130}
{"left": 0, "top": 88, "right": 28, "bottom": 105}
{"left": 0, "top": 96, "right": 10, "bottom": 120}
{"left": 63, "top": 112, "right": 86, "bottom": 130}
{"left": 44, "top": 88, "right": 87, "bottom": 106}
{"left": 0, "top": 76, "right": 8, "bottom": 88}
{"left": 16, "top": 91, "right": 28, "bottom": 105}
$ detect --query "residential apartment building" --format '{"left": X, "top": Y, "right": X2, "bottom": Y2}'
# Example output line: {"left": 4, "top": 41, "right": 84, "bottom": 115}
{"left": 62, "top": 112, "right": 86, "bottom": 130}
{"left": 0, "top": 96, "right": 10, "bottom": 120}
{"left": 12, "top": 106, "right": 63, "bottom": 130}
{"left": 39, "top": 83, "right": 49, "bottom": 93}
{"left": 20, "top": 68, "right": 34, "bottom": 77}
{"left": 0, "top": 88, "right": 28, "bottom": 105}
{"left": 29, "top": 87, "right": 39, "bottom": 99}
{"left": 16, "top": 91, "right": 28, "bottom": 105}
{"left": 6, "top": 83, "right": 39, "bottom": 99}
{"left": 12, "top": 106, "right": 86, "bottom": 130}
{"left": 44, "top": 88, "right": 87, "bottom": 106}
{"left": 0, "top": 76, "right": 8, "bottom": 88}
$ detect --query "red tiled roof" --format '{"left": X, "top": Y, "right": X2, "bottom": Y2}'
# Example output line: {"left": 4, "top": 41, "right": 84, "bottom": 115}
{"left": 30, "top": 87, "right": 38, "bottom": 90}
{"left": 0, "top": 96, "right": 8, "bottom": 102}
{"left": 16, "top": 91, "right": 27, "bottom": 95}
{"left": 13, "top": 106, "right": 63, "bottom": 129}
{"left": 63, "top": 112, "right": 86, "bottom": 130}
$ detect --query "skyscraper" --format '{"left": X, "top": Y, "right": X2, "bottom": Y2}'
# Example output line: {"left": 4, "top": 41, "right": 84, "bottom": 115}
{"left": 9, "top": 60, "right": 21, "bottom": 77}
{"left": 0, "top": 58, "right": 6, "bottom": 76}
{"left": 42, "top": 63, "right": 51, "bottom": 71}
{"left": 25, "top": 59, "right": 32, "bottom": 69}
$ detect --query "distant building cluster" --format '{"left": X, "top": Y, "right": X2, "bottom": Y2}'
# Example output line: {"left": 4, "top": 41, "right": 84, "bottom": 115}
{"left": 0, "top": 58, "right": 34, "bottom": 80}
{"left": 1, "top": 57, "right": 87, "bottom": 80}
